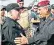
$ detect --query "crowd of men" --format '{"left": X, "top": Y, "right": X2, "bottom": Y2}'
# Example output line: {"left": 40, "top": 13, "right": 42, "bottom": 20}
{"left": 0, "top": 0, "right": 54, "bottom": 45}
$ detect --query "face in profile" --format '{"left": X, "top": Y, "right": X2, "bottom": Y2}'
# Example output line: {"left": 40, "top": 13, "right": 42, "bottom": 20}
{"left": 38, "top": 6, "right": 48, "bottom": 17}
{"left": 51, "top": 9, "right": 54, "bottom": 14}
{"left": 0, "top": 9, "right": 6, "bottom": 16}
{"left": 18, "top": 2, "right": 24, "bottom": 7}
{"left": 11, "top": 9, "right": 21, "bottom": 20}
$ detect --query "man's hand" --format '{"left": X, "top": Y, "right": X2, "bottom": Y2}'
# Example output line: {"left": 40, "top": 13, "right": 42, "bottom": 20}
{"left": 31, "top": 18, "right": 40, "bottom": 23}
{"left": 14, "top": 33, "right": 28, "bottom": 45}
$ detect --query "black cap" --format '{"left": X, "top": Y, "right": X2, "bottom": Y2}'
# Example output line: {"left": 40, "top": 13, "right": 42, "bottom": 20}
{"left": 0, "top": 5, "right": 6, "bottom": 11}
{"left": 6, "top": 3, "right": 20, "bottom": 12}
{"left": 51, "top": 4, "right": 54, "bottom": 9}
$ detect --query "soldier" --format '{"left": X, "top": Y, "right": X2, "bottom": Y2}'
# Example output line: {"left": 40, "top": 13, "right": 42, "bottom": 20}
{"left": 0, "top": 6, "right": 5, "bottom": 45}
{"left": 30, "top": 5, "right": 40, "bottom": 37}
{"left": 51, "top": 4, "right": 54, "bottom": 15}
{"left": 1, "top": 3, "right": 26, "bottom": 45}
{"left": 17, "top": 0, "right": 31, "bottom": 38}
{"left": 17, "top": 0, "right": 24, "bottom": 8}
{"left": 51, "top": 4, "right": 54, "bottom": 19}
{"left": 14, "top": 0, "right": 54, "bottom": 45}
{"left": 0, "top": 5, "right": 6, "bottom": 24}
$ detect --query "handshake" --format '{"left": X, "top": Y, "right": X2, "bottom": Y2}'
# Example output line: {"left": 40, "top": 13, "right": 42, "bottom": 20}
{"left": 14, "top": 33, "right": 28, "bottom": 45}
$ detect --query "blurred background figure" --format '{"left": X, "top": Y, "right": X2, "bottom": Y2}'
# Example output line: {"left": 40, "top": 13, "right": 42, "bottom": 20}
{"left": 17, "top": 0, "right": 31, "bottom": 38}
{"left": 50, "top": 4, "right": 54, "bottom": 20}
{"left": 32, "top": 5, "right": 38, "bottom": 12}
{"left": 0, "top": 5, "right": 6, "bottom": 24}
{"left": 0, "top": 5, "right": 6, "bottom": 45}
{"left": 51, "top": 4, "right": 54, "bottom": 15}
{"left": 30, "top": 5, "right": 40, "bottom": 37}
{"left": 17, "top": 0, "right": 24, "bottom": 7}
{"left": 17, "top": 7, "right": 31, "bottom": 38}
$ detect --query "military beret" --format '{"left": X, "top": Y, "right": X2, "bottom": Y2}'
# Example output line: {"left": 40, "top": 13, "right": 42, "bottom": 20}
{"left": 37, "top": 1, "right": 50, "bottom": 7}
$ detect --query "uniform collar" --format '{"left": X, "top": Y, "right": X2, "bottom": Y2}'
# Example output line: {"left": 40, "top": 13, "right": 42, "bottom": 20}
{"left": 6, "top": 17, "right": 16, "bottom": 22}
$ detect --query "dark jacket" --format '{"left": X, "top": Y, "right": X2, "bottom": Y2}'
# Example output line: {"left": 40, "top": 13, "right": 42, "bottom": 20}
{"left": 2, "top": 17, "right": 26, "bottom": 45}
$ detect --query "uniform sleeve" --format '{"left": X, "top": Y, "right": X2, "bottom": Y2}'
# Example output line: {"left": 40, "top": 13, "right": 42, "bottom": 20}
{"left": 2, "top": 22, "right": 13, "bottom": 42}
{"left": 48, "top": 21, "right": 54, "bottom": 34}
{"left": 28, "top": 18, "right": 54, "bottom": 44}
{"left": 28, "top": 25, "right": 52, "bottom": 44}
{"left": 2, "top": 21, "right": 26, "bottom": 43}
{"left": 28, "top": 30, "right": 49, "bottom": 44}
{"left": 28, "top": 33, "right": 37, "bottom": 44}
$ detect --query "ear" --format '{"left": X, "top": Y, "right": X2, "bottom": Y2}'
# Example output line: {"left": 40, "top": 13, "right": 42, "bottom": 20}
{"left": 44, "top": 6, "right": 48, "bottom": 11}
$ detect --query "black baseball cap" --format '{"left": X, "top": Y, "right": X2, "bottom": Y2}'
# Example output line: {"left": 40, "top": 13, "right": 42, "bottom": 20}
{"left": 6, "top": 3, "right": 21, "bottom": 12}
